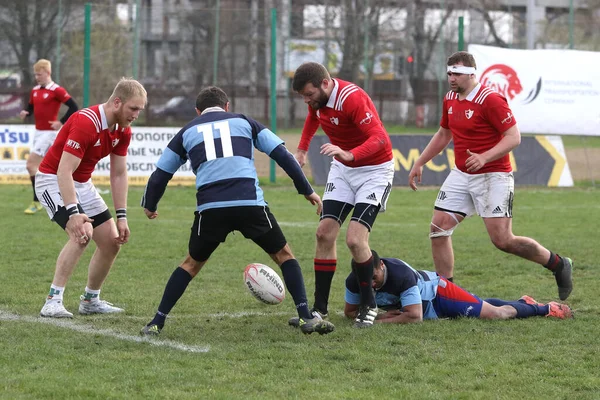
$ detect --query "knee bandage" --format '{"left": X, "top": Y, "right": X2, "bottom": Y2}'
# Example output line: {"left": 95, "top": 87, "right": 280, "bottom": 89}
{"left": 429, "top": 212, "right": 460, "bottom": 238}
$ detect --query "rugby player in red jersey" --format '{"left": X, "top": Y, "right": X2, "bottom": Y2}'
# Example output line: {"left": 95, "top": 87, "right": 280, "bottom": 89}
{"left": 35, "top": 78, "right": 146, "bottom": 318}
{"left": 19, "top": 59, "right": 78, "bottom": 214}
{"left": 408, "top": 51, "right": 572, "bottom": 301}
{"left": 289, "top": 62, "right": 393, "bottom": 328}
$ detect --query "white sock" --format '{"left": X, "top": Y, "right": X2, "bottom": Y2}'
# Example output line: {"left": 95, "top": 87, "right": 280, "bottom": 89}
{"left": 83, "top": 287, "right": 101, "bottom": 302}
{"left": 47, "top": 285, "right": 65, "bottom": 301}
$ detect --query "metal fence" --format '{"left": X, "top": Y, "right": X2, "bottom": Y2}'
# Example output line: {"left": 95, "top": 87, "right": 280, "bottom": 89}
{"left": 1, "top": 0, "right": 599, "bottom": 128}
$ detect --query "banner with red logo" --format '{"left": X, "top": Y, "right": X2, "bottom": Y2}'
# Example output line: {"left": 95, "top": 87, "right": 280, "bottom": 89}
{"left": 469, "top": 44, "right": 600, "bottom": 136}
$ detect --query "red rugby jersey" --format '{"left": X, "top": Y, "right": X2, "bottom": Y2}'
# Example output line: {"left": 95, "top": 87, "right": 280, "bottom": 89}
{"left": 39, "top": 104, "right": 131, "bottom": 182}
{"left": 440, "top": 83, "right": 517, "bottom": 174}
{"left": 29, "top": 82, "right": 72, "bottom": 130}
{"left": 298, "top": 78, "right": 392, "bottom": 167}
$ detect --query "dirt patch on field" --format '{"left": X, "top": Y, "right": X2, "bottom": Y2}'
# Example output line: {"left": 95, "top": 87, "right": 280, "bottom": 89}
{"left": 255, "top": 134, "right": 600, "bottom": 182}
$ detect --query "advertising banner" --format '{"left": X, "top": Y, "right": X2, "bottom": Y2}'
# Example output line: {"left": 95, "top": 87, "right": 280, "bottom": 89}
{"left": 307, "top": 135, "right": 573, "bottom": 187}
{"left": 468, "top": 44, "right": 600, "bottom": 136}
{"left": 0, "top": 125, "right": 195, "bottom": 186}
{"left": 1, "top": 127, "right": 573, "bottom": 187}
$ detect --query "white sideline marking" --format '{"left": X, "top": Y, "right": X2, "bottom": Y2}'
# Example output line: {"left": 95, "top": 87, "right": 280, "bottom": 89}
{"left": 121, "top": 310, "right": 292, "bottom": 321}
{"left": 0, "top": 310, "right": 209, "bottom": 354}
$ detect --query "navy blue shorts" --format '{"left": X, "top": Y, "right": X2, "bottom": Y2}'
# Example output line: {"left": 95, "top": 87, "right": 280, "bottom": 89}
{"left": 432, "top": 277, "right": 483, "bottom": 318}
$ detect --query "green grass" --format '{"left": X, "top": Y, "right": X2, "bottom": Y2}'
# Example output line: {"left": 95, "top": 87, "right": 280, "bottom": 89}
{"left": 1, "top": 184, "right": 599, "bottom": 399}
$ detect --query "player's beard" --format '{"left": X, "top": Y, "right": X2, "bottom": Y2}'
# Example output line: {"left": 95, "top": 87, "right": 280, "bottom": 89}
{"left": 309, "top": 89, "right": 329, "bottom": 110}
{"left": 116, "top": 108, "right": 133, "bottom": 127}
{"left": 450, "top": 84, "right": 464, "bottom": 94}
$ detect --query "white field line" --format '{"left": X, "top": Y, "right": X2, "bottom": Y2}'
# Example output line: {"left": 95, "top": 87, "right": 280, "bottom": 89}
{"left": 120, "top": 310, "right": 293, "bottom": 321}
{"left": 120, "top": 310, "right": 346, "bottom": 321}
{"left": 0, "top": 310, "right": 209, "bottom": 354}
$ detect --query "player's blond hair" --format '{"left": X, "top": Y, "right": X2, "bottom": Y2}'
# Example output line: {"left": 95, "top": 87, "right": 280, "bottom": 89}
{"left": 108, "top": 77, "right": 147, "bottom": 104}
{"left": 33, "top": 59, "right": 52, "bottom": 74}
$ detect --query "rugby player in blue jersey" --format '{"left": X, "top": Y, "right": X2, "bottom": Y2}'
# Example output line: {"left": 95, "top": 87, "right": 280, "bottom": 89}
{"left": 344, "top": 251, "right": 572, "bottom": 324}
{"left": 140, "top": 86, "right": 335, "bottom": 336}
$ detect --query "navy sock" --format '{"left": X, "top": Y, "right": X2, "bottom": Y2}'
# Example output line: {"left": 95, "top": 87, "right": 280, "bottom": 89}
{"left": 485, "top": 298, "right": 549, "bottom": 318}
{"left": 30, "top": 176, "right": 38, "bottom": 201}
{"left": 151, "top": 266, "right": 193, "bottom": 327}
{"left": 280, "top": 259, "right": 311, "bottom": 320}
{"left": 313, "top": 258, "right": 336, "bottom": 313}
{"left": 351, "top": 255, "right": 376, "bottom": 308}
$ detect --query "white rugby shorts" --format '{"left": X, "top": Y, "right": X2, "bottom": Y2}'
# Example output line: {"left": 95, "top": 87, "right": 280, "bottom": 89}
{"left": 30, "top": 129, "right": 58, "bottom": 157}
{"left": 323, "top": 159, "right": 394, "bottom": 211}
{"left": 35, "top": 172, "right": 108, "bottom": 219}
{"left": 434, "top": 168, "right": 514, "bottom": 218}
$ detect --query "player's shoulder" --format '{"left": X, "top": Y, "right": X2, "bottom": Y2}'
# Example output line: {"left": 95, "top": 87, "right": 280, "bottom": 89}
{"left": 32, "top": 85, "right": 41, "bottom": 90}
{"left": 46, "top": 82, "right": 61, "bottom": 91}
{"left": 333, "top": 79, "right": 364, "bottom": 111}
{"left": 473, "top": 85, "right": 507, "bottom": 106}
{"left": 75, "top": 106, "right": 102, "bottom": 133}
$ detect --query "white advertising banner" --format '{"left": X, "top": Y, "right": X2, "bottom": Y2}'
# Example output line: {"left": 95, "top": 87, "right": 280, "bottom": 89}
{"left": 0, "top": 124, "right": 195, "bottom": 186}
{"left": 468, "top": 44, "right": 600, "bottom": 136}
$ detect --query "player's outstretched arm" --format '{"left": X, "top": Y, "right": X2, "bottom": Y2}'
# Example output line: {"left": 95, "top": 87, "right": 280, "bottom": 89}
{"left": 377, "top": 303, "right": 423, "bottom": 324}
{"left": 140, "top": 167, "right": 173, "bottom": 218}
{"left": 270, "top": 144, "right": 314, "bottom": 195}
{"left": 408, "top": 127, "right": 452, "bottom": 190}
{"left": 110, "top": 154, "right": 130, "bottom": 244}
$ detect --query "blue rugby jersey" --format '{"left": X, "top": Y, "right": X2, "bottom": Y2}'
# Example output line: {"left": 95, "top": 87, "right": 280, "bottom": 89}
{"left": 147, "top": 110, "right": 285, "bottom": 212}
{"left": 345, "top": 257, "right": 441, "bottom": 320}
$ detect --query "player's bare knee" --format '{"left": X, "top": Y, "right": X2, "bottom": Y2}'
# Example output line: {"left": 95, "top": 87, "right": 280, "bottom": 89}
{"left": 490, "top": 236, "right": 512, "bottom": 253}
{"left": 345, "top": 236, "right": 366, "bottom": 256}
{"left": 271, "top": 244, "right": 294, "bottom": 266}
{"left": 102, "top": 238, "right": 121, "bottom": 257}
{"left": 315, "top": 225, "right": 337, "bottom": 246}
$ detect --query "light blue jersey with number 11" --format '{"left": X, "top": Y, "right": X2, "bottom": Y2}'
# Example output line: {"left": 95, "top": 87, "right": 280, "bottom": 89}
{"left": 155, "top": 109, "right": 284, "bottom": 212}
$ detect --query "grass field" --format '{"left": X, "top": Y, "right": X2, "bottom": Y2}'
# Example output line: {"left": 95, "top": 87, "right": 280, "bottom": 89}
{"left": 1, "top": 183, "right": 599, "bottom": 399}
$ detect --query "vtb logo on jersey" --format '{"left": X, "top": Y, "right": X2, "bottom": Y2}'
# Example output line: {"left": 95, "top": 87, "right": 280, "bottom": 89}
{"left": 330, "top": 117, "right": 339, "bottom": 125}
{"left": 465, "top": 109, "right": 474, "bottom": 119}
{"left": 480, "top": 63, "right": 542, "bottom": 105}
{"left": 66, "top": 139, "right": 80, "bottom": 150}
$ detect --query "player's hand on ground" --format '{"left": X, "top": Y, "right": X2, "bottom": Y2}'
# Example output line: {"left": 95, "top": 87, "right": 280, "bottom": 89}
{"left": 465, "top": 149, "right": 486, "bottom": 173}
{"left": 304, "top": 192, "right": 323, "bottom": 215}
{"left": 320, "top": 143, "right": 354, "bottom": 162}
{"left": 115, "top": 218, "right": 130, "bottom": 245}
{"left": 144, "top": 208, "right": 158, "bottom": 219}
{"left": 49, "top": 120, "right": 63, "bottom": 130}
{"left": 65, "top": 214, "right": 94, "bottom": 245}
{"left": 294, "top": 150, "right": 307, "bottom": 167}
{"left": 408, "top": 164, "right": 423, "bottom": 191}
{"left": 19, "top": 110, "right": 29, "bottom": 120}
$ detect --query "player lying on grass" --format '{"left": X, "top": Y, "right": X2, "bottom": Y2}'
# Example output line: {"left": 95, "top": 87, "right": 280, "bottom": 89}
{"left": 343, "top": 251, "right": 573, "bottom": 324}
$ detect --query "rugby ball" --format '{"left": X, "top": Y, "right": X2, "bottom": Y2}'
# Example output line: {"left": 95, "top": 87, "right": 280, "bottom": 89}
{"left": 244, "top": 263, "right": 285, "bottom": 305}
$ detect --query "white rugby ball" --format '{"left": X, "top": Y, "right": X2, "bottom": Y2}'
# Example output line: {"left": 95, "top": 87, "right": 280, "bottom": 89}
{"left": 244, "top": 263, "right": 285, "bottom": 305}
